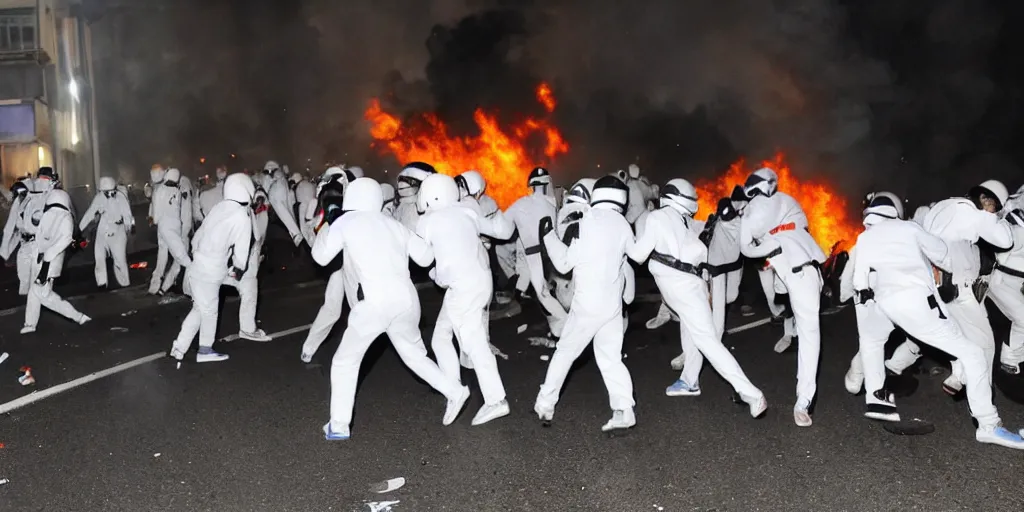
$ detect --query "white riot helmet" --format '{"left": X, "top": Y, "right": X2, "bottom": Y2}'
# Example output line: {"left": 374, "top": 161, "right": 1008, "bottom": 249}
{"left": 150, "top": 165, "right": 166, "bottom": 185}
{"left": 627, "top": 164, "right": 640, "bottom": 180}
{"left": 863, "top": 191, "right": 903, "bottom": 225}
{"left": 343, "top": 177, "right": 384, "bottom": 212}
{"left": 455, "top": 170, "right": 486, "bottom": 199}
{"left": 180, "top": 175, "right": 193, "bottom": 193}
{"left": 661, "top": 178, "right": 699, "bottom": 216}
{"left": 565, "top": 178, "right": 596, "bottom": 205}
{"left": 417, "top": 174, "right": 460, "bottom": 213}
{"left": 264, "top": 160, "right": 280, "bottom": 174}
{"left": 346, "top": 166, "right": 365, "bottom": 179}
{"left": 215, "top": 166, "right": 228, "bottom": 182}
{"left": 289, "top": 172, "right": 304, "bottom": 186}
{"left": 744, "top": 167, "right": 778, "bottom": 198}
{"left": 397, "top": 162, "right": 436, "bottom": 198}
{"left": 317, "top": 166, "right": 348, "bottom": 198}
{"left": 224, "top": 173, "right": 256, "bottom": 205}
{"left": 968, "top": 179, "right": 1009, "bottom": 212}
{"left": 98, "top": 176, "right": 117, "bottom": 192}
{"left": 528, "top": 166, "right": 552, "bottom": 194}
{"left": 164, "top": 168, "right": 181, "bottom": 186}
{"left": 590, "top": 175, "right": 629, "bottom": 213}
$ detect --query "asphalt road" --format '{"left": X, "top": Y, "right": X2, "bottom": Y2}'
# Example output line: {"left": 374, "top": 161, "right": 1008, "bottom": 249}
{"left": 1, "top": 261, "right": 1024, "bottom": 511}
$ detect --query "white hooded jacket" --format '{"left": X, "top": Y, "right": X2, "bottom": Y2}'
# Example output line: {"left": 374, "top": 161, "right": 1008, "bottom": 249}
{"left": 80, "top": 188, "right": 133, "bottom": 236}
{"left": 417, "top": 200, "right": 514, "bottom": 289}
{"left": 849, "top": 217, "right": 951, "bottom": 300}
{"left": 921, "top": 197, "right": 1012, "bottom": 285}
{"left": 740, "top": 191, "right": 825, "bottom": 272}
{"left": 35, "top": 194, "right": 75, "bottom": 279}
{"left": 189, "top": 200, "right": 252, "bottom": 283}
{"left": 628, "top": 207, "right": 707, "bottom": 280}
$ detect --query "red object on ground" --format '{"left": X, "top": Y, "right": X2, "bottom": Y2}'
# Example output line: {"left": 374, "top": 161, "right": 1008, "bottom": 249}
{"left": 130, "top": 262, "right": 148, "bottom": 269}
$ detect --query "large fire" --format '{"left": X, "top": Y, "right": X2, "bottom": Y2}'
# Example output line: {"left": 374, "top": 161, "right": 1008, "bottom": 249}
{"left": 365, "top": 83, "right": 569, "bottom": 209}
{"left": 694, "top": 153, "right": 862, "bottom": 253}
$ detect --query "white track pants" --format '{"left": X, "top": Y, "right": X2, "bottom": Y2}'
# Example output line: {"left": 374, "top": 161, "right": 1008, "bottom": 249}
{"left": 94, "top": 230, "right": 129, "bottom": 287}
{"left": 172, "top": 274, "right": 221, "bottom": 353}
{"left": 301, "top": 270, "right": 347, "bottom": 358}
{"left": 431, "top": 283, "right": 507, "bottom": 405}
{"left": 988, "top": 271, "right": 1024, "bottom": 368}
{"left": 24, "top": 280, "right": 85, "bottom": 327}
{"left": 774, "top": 267, "right": 822, "bottom": 404}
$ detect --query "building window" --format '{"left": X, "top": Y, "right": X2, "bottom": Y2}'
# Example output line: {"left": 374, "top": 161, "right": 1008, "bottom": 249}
{"left": 0, "top": 9, "right": 37, "bottom": 53}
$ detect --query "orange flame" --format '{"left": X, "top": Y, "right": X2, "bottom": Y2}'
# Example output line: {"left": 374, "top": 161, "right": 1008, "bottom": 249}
{"left": 364, "top": 82, "right": 569, "bottom": 209}
{"left": 695, "top": 153, "right": 861, "bottom": 253}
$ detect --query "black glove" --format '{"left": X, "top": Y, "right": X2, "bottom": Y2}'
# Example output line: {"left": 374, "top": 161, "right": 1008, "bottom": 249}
{"left": 539, "top": 216, "right": 554, "bottom": 240}
{"left": 717, "top": 197, "right": 738, "bottom": 221}
{"left": 35, "top": 261, "right": 50, "bottom": 284}
{"left": 937, "top": 270, "right": 959, "bottom": 303}
{"left": 229, "top": 266, "right": 244, "bottom": 280}
{"left": 855, "top": 289, "right": 874, "bottom": 304}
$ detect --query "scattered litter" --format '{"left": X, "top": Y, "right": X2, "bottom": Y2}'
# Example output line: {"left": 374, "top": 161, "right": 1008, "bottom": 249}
{"left": 121, "top": 310, "right": 138, "bottom": 317}
{"left": 0, "top": 352, "right": 8, "bottom": 365}
{"left": 366, "top": 501, "right": 400, "bottom": 512}
{"left": 0, "top": 478, "right": 8, "bottom": 486}
{"left": 176, "top": 362, "right": 181, "bottom": 370}
{"left": 517, "top": 324, "right": 528, "bottom": 334}
{"left": 622, "top": 354, "right": 628, "bottom": 360}
{"left": 540, "top": 355, "right": 550, "bottom": 361}
{"left": 18, "top": 367, "right": 34, "bottom": 386}
{"left": 0, "top": 443, "right": 5, "bottom": 449}
{"left": 110, "top": 327, "right": 129, "bottom": 332}
{"left": 158, "top": 294, "right": 187, "bottom": 305}
{"left": 490, "top": 344, "right": 509, "bottom": 360}
{"left": 929, "top": 366, "right": 947, "bottom": 377}
{"left": 129, "top": 261, "right": 148, "bottom": 269}
{"left": 652, "top": 506, "right": 663, "bottom": 511}
{"left": 528, "top": 337, "right": 557, "bottom": 348}
{"left": 154, "top": 453, "right": 161, "bottom": 458}
{"left": 369, "top": 477, "right": 406, "bottom": 494}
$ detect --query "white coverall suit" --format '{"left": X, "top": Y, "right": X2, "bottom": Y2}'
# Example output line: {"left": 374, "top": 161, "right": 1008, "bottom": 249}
{"left": 628, "top": 207, "right": 766, "bottom": 410}
{"left": 506, "top": 191, "right": 567, "bottom": 337}
{"left": 418, "top": 198, "right": 515, "bottom": 413}
{"left": 149, "top": 179, "right": 192, "bottom": 294}
{"left": 79, "top": 181, "right": 134, "bottom": 287}
{"left": 885, "top": 198, "right": 1013, "bottom": 389}
{"left": 988, "top": 208, "right": 1024, "bottom": 372}
{"left": 266, "top": 172, "right": 304, "bottom": 246}
{"left": 23, "top": 191, "right": 90, "bottom": 331}
{"left": 535, "top": 207, "right": 636, "bottom": 424}
{"left": 740, "top": 191, "right": 825, "bottom": 410}
{"left": 17, "top": 179, "right": 55, "bottom": 295}
{"left": 171, "top": 198, "right": 252, "bottom": 359}
{"left": 1, "top": 189, "right": 31, "bottom": 295}
{"left": 311, "top": 201, "right": 466, "bottom": 436}
{"left": 225, "top": 205, "right": 267, "bottom": 339}
{"left": 847, "top": 217, "right": 1024, "bottom": 447}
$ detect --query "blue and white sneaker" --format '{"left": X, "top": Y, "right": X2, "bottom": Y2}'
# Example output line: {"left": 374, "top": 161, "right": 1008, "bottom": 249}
{"left": 976, "top": 425, "right": 1024, "bottom": 450}
{"left": 665, "top": 380, "right": 701, "bottom": 397}
{"left": 323, "top": 422, "right": 350, "bottom": 441}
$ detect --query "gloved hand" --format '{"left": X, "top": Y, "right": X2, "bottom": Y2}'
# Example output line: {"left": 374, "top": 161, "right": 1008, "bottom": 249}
{"left": 228, "top": 266, "right": 244, "bottom": 280}
{"left": 855, "top": 289, "right": 875, "bottom": 304}
{"left": 35, "top": 261, "right": 50, "bottom": 284}
{"left": 539, "top": 216, "right": 554, "bottom": 240}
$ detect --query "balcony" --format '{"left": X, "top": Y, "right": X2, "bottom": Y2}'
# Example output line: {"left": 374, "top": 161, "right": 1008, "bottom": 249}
{"left": 0, "top": 2, "right": 56, "bottom": 64}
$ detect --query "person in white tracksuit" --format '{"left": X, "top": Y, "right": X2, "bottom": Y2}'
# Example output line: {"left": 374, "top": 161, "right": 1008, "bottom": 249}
{"left": 740, "top": 167, "right": 826, "bottom": 427}
{"left": 706, "top": 187, "right": 748, "bottom": 338}
{"left": 845, "top": 193, "right": 1024, "bottom": 449}
{"left": 394, "top": 162, "right": 437, "bottom": 232}
{"left": 884, "top": 180, "right": 1013, "bottom": 395}
{"left": 22, "top": 189, "right": 91, "bottom": 334}
{"left": 292, "top": 173, "right": 318, "bottom": 245}
{"left": 992, "top": 190, "right": 1024, "bottom": 374}
{"left": 145, "top": 165, "right": 165, "bottom": 222}
{"left": 79, "top": 177, "right": 134, "bottom": 288}
{"left": 169, "top": 174, "right": 255, "bottom": 363}
{"left": 311, "top": 177, "right": 470, "bottom": 440}
{"left": 553, "top": 178, "right": 596, "bottom": 311}
{"left": 626, "top": 179, "right": 768, "bottom": 417}
{"left": 226, "top": 186, "right": 273, "bottom": 343}
{"left": 416, "top": 174, "right": 516, "bottom": 425}
{"left": 534, "top": 176, "right": 637, "bottom": 432}
{"left": 262, "top": 163, "right": 303, "bottom": 247}
{"left": 506, "top": 167, "right": 567, "bottom": 344}
{"left": 195, "top": 166, "right": 228, "bottom": 224}
{"left": 148, "top": 168, "right": 192, "bottom": 294}
{"left": 18, "top": 168, "right": 60, "bottom": 298}
{"left": 1, "top": 180, "right": 32, "bottom": 295}
{"left": 300, "top": 170, "right": 352, "bottom": 362}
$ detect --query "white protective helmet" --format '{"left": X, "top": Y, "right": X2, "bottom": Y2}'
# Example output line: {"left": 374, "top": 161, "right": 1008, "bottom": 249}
{"left": 380, "top": 182, "right": 396, "bottom": 205}
{"left": 264, "top": 160, "right": 280, "bottom": 174}
{"left": 744, "top": 167, "right": 778, "bottom": 198}
{"left": 150, "top": 165, "right": 166, "bottom": 184}
{"left": 970, "top": 179, "right": 1009, "bottom": 211}
{"left": 661, "top": 178, "right": 699, "bottom": 216}
{"left": 862, "top": 191, "right": 904, "bottom": 221}
{"left": 179, "top": 176, "right": 193, "bottom": 194}
{"left": 224, "top": 173, "right": 256, "bottom": 205}
{"left": 590, "top": 175, "right": 629, "bottom": 213}
{"left": 346, "top": 166, "right": 365, "bottom": 179}
{"left": 417, "top": 174, "right": 460, "bottom": 213}
{"left": 627, "top": 164, "right": 641, "bottom": 180}
{"left": 455, "top": 170, "right": 486, "bottom": 199}
{"left": 289, "top": 172, "right": 304, "bottom": 186}
{"left": 343, "top": 177, "right": 384, "bottom": 212}
{"left": 215, "top": 166, "right": 228, "bottom": 181}
{"left": 528, "top": 166, "right": 552, "bottom": 191}
{"left": 565, "top": 178, "right": 597, "bottom": 205}
{"left": 397, "top": 162, "right": 437, "bottom": 198}
{"left": 164, "top": 168, "right": 181, "bottom": 185}
{"left": 98, "top": 176, "right": 117, "bottom": 192}
{"left": 45, "top": 188, "right": 72, "bottom": 209}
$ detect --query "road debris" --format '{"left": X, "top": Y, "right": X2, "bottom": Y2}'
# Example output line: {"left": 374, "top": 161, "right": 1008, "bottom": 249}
{"left": 154, "top": 453, "right": 161, "bottom": 458}
{"left": 0, "top": 352, "right": 8, "bottom": 365}
{"left": 490, "top": 344, "right": 509, "bottom": 360}
{"left": 121, "top": 310, "right": 138, "bottom": 317}
{"left": 0, "top": 478, "right": 8, "bottom": 486}
{"left": 18, "top": 367, "right": 34, "bottom": 386}
{"left": 517, "top": 324, "right": 528, "bottom": 334}
{"left": 369, "top": 477, "right": 406, "bottom": 494}
{"left": 129, "top": 262, "right": 148, "bottom": 269}
{"left": 110, "top": 327, "right": 129, "bottom": 332}
{"left": 366, "top": 501, "right": 400, "bottom": 512}
{"left": 540, "top": 355, "right": 550, "bottom": 361}
{"left": 158, "top": 294, "right": 188, "bottom": 305}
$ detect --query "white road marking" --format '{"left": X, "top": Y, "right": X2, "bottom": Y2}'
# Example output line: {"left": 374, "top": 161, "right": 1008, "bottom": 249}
{"left": 221, "top": 323, "right": 313, "bottom": 342}
{"left": 725, "top": 317, "right": 772, "bottom": 335}
{"left": 0, "top": 352, "right": 165, "bottom": 415}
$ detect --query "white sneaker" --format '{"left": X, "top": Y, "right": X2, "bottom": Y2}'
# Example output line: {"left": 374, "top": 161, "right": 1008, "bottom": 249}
{"left": 20, "top": 325, "right": 36, "bottom": 334}
{"left": 774, "top": 336, "right": 792, "bottom": 354}
{"left": 471, "top": 400, "right": 510, "bottom": 426}
{"left": 78, "top": 314, "right": 92, "bottom": 325}
{"left": 601, "top": 408, "right": 636, "bottom": 432}
{"left": 645, "top": 312, "right": 671, "bottom": 330}
{"left": 976, "top": 424, "right": 1024, "bottom": 450}
{"left": 238, "top": 329, "right": 273, "bottom": 342}
{"left": 844, "top": 365, "right": 864, "bottom": 395}
{"left": 669, "top": 352, "right": 686, "bottom": 371}
{"left": 748, "top": 395, "right": 768, "bottom": 418}
{"left": 942, "top": 375, "right": 963, "bottom": 396}
{"left": 300, "top": 351, "right": 313, "bottom": 364}
{"left": 442, "top": 386, "right": 471, "bottom": 426}
{"left": 793, "top": 400, "right": 812, "bottom": 427}
{"left": 196, "top": 351, "right": 229, "bottom": 363}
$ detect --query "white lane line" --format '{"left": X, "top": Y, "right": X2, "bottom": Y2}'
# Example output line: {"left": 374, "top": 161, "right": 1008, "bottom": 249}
{"left": 221, "top": 323, "right": 313, "bottom": 342}
{"left": 725, "top": 317, "right": 772, "bottom": 335}
{"left": 0, "top": 352, "right": 165, "bottom": 415}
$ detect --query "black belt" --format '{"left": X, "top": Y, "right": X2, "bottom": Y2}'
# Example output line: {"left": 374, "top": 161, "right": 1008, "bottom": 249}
{"left": 765, "top": 247, "right": 782, "bottom": 259}
{"left": 708, "top": 259, "right": 742, "bottom": 277}
{"left": 524, "top": 244, "right": 543, "bottom": 255}
{"left": 792, "top": 260, "right": 821, "bottom": 274}
{"left": 651, "top": 251, "right": 705, "bottom": 277}
{"left": 997, "top": 264, "right": 1024, "bottom": 279}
